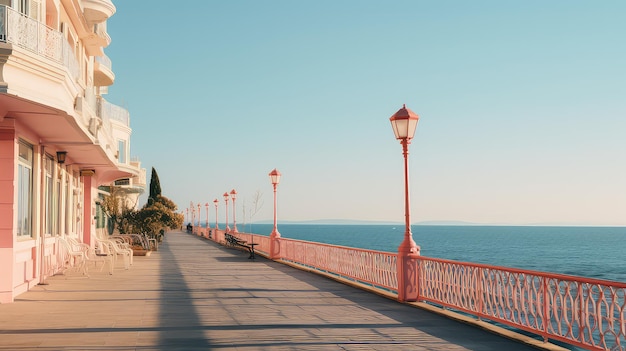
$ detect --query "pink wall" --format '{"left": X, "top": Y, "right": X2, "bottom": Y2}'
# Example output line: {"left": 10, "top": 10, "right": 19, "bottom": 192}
{"left": 0, "top": 129, "right": 15, "bottom": 302}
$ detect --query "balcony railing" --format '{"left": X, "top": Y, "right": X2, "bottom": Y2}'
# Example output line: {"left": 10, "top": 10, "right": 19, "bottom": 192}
{"left": 257, "top": 235, "right": 625, "bottom": 351}
{"left": 95, "top": 53, "right": 112, "bottom": 71}
{"left": 0, "top": 5, "right": 79, "bottom": 80}
{"left": 98, "top": 98, "right": 129, "bottom": 127}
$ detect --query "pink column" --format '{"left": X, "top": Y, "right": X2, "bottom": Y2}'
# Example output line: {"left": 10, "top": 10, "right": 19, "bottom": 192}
{"left": 81, "top": 170, "right": 95, "bottom": 246}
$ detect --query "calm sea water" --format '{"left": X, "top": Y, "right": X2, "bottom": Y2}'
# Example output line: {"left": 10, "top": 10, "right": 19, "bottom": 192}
{"left": 238, "top": 224, "right": 626, "bottom": 283}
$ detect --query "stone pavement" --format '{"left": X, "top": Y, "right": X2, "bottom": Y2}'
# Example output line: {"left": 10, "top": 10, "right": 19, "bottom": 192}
{"left": 0, "top": 231, "right": 564, "bottom": 351}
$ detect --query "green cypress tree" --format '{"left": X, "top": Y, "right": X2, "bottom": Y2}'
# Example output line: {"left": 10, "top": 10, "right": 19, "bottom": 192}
{"left": 148, "top": 167, "right": 162, "bottom": 205}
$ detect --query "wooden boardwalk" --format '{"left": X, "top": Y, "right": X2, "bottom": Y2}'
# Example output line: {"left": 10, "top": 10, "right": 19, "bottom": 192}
{"left": 0, "top": 231, "right": 566, "bottom": 350}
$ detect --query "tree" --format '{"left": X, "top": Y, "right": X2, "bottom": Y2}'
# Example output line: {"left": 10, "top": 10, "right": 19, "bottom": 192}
{"left": 102, "top": 167, "right": 182, "bottom": 244}
{"left": 242, "top": 190, "right": 263, "bottom": 233}
{"left": 148, "top": 167, "right": 162, "bottom": 205}
{"left": 129, "top": 195, "right": 183, "bottom": 241}
{"left": 100, "top": 185, "right": 137, "bottom": 234}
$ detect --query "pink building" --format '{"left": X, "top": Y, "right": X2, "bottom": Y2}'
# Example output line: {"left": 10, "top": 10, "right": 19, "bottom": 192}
{"left": 0, "top": 0, "right": 144, "bottom": 303}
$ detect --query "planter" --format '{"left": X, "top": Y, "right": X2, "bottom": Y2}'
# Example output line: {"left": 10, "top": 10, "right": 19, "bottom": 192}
{"left": 133, "top": 249, "right": 152, "bottom": 256}
{"left": 131, "top": 245, "right": 152, "bottom": 256}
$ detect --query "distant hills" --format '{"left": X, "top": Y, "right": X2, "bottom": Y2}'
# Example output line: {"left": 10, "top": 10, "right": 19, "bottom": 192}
{"left": 250, "top": 219, "right": 624, "bottom": 227}
{"left": 251, "top": 219, "right": 482, "bottom": 226}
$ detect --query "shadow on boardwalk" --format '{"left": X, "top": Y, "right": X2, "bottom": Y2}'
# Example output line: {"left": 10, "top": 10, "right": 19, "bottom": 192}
{"left": 151, "top": 232, "right": 544, "bottom": 350}
{"left": 0, "top": 231, "right": 550, "bottom": 351}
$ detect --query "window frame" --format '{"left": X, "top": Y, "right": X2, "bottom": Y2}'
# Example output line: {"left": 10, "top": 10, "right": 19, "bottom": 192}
{"left": 17, "top": 140, "right": 33, "bottom": 238}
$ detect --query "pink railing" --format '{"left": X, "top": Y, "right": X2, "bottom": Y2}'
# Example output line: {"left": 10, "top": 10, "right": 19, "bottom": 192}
{"left": 188, "top": 229, "right": 625, "bottom": 350}
{"left": 278, "top": 238, "right": 398, "bottom": 292}
{"left": 418, "top": 257, "right": 626, "bottom": 351}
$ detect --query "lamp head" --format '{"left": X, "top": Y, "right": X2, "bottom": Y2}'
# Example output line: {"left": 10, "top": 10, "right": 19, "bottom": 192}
{"left": 389, "top": 104, "right": 419, "bottom": 141}
{"left": 269, "top": 168, "right": 281, "bottom": 185}
{"left": 56, "top": 151, "right": 67, "bottom": 164}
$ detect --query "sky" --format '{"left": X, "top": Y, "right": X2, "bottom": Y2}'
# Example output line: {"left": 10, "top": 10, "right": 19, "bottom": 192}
{"left": 104, "top": 1, "right": 626, "bottom": 226}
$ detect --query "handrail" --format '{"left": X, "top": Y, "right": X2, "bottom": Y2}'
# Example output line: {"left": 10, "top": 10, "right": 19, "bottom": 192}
{"left": 278, "top": 237, "right": 398, "bottom": 292}
{"left": 417, "top": 256, "right": 626, "bottom": 351}
{"left": 274, "top": 236, "right": 625, "bottom": 350}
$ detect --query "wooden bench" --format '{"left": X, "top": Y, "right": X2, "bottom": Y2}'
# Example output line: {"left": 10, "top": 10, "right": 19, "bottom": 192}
{"left": 224, "top": 233, "right": 256, "bottom": 259}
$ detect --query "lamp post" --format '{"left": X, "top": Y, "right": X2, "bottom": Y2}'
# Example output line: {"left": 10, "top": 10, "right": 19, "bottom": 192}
{"left": 205, "top": 203, "right": 209, "bottom": 230}
{"left": 213, "top": 199, "right": 219, "bottom": 229}
{"left": 269, "top": 168, "right": 281, "bottom": 259}
{"left": 190, "top": 203, "right": 195, "bottom": 230}
{"left": 230, "top": 189, "right": 238, "bottom": 233}
{"left": 223, "top": 192, "right": 230, "bottom": 233}
{"left": 390, "top": 104, "right": 421, "bottom": 302}
{"left": 197, "top": 203, "right": 201, "bottom": 228}
{"left": 186, "top": 208, "right": 189, "bottom": 225}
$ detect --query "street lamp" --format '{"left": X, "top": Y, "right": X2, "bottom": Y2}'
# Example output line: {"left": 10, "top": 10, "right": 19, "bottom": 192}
{"left": 269, "top": 168, "right": 281, "bottom": 259}
{"left": 197, "top": 203, "right": 201, "bottom": 228}
{"left": 230, "top": 189, "right": 238, "bottom": 233}
{"left": 213, "top": 199, "right": 219, "bottom": 229}
{"left": 223, "top": 192, "right": 230, "bottom": 233}
{"left": 190, "top": 202, "right": 195, "bottom": 229}
{"left": 205, "top": 203, "right": 209, "bottom": 230}
{"left": 389, "top": 104, "right": 421, "bottom": 302}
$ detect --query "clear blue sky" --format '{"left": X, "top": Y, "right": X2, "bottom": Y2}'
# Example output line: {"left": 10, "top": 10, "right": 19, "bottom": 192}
{"left": 105, "top": 1, "right": 626, "bottom": 226}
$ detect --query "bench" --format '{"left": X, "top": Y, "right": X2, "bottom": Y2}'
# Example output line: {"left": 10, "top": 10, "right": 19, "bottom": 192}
{"left": 224, "top": 233, "right": 256, "bottom": 259}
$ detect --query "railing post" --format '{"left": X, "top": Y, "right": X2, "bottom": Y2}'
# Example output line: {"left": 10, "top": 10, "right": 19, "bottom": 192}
{"left": 397, "top": 253, "right": 420, "bottom": 302}
{"left": 542, "top": 276, "right": 549, "bottom": 342}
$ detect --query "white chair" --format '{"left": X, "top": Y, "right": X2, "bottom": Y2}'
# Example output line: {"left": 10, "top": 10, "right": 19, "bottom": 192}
{"left": 69, "top": 237, "right": 113, "bottom": 275}
{"left": 110, "top": 238, "right": 133, "bottom": 268}
{"left": 57, "top": 236, "right": 88, "bottom": 277}
{"left": 96, "top": 237, "right": 131, "bottom": 270}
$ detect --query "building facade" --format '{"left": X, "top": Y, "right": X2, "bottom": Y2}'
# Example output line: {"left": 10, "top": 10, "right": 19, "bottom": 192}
{"left": 0, "top": 0, "right": 144, "bottom": 303}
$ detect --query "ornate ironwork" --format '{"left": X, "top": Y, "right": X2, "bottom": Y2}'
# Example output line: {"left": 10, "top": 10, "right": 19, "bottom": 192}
{"left": 269, "top": 237, "right": 625, "bottom": 350}
{"left": 417, "top": 257, "right": 626, "bottom": 350}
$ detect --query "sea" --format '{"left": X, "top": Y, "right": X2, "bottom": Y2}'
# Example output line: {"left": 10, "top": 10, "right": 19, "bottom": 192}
{"left": 236, "top": 224, "right": 626, "bottom": 283}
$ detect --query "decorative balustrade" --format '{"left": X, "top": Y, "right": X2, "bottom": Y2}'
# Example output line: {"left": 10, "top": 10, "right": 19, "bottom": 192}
{"left": 237, "top": 232, "right": 625, "bottom": 350}
{"left": 279, "top": 238, "right": 398, "bottom": 292}
{"left": 99, "top": 98, "right": 129, "bottom": 126}
{"left": 0, "top": 5, "right": 79, "bottom": 80}
{"left": 417, "top": 257, "right": 626, "bottom": 351}
{"left": 95, "top": 53, "right": 112, "bottom": 71}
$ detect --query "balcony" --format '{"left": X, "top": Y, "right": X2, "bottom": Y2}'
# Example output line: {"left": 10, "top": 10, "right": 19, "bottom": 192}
{"left": 83, "top": 0, "right": 116, "bottom": 24}
{"left": 0, "top": 5, "right": 80, "bottom": 81}
{"left": 98, "top": 98, "right": 129, "bottom": 127}
{"left": 82, "top": 23, "right": 110, "bottom": 56}
{"left": 94, "top": 54, "right": 114, "bottom": 86}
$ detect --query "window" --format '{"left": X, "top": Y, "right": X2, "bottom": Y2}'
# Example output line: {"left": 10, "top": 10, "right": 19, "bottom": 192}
{"left": 56, "top": 172, "right": 61, "bottom": 234}
{"left": 115, "top": 178, "right": 130, "bottom": 186}
{"left": 117, "top": 139, "right": 126, "bottom": 164}
{"left": 17, "top": 0, "right": 28, "bottom": 15}
{"left": 96, "top": 193, "right": 105, "bottom": 229}
{"left": 17, "top": 0, "right": 41, "bottom": 20}
{"left": 44, "top": 156, "right": 54, "bottom": 235}
{"left": 65, "top": 176, "right": 71, "bottom": 234}
{"left": 17, "top": 140, "right": 33, "bottom": 237}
